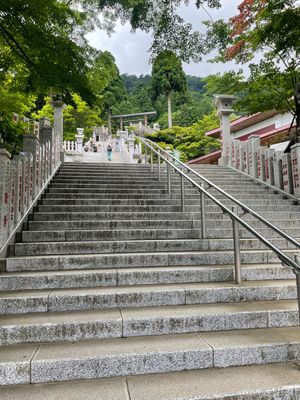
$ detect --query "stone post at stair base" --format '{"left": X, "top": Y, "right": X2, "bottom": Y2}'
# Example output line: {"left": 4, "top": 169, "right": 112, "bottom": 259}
{"left": 248, "top": 136, "right": 260, "bottom": 178}
{"left": 51, "top": 99, "right": 66, "bottom": 162}
{"left": 256, "top": 146, "right": 267, "bottom": 182}
{"left": 282, "top": 153, "right": 294, "bottom": 195}
{"left": 264, "top": 148, "right": 275, "bottom": 186}
{"left": 39, "top": 117, "right": 54, "bottom": 175}
{"left": 291, "top": 144, "right": 300, "bottom": 198}
{"left": 273, "top": 151, "right": 284, "bottom": 190}
{"left": 241, "top": 142, "right": 249, "bottom": 174}
{"left": 23, "top": 134, "right": 40, "bottom": 198}
{"left": 0, "top": 149, "right": 11, "bottom": 248}
{"left": 234, "top": 141, "right": 242, "bottom": 170}
{"left": 14, "top": 155, "right": 24, "bottom": 224}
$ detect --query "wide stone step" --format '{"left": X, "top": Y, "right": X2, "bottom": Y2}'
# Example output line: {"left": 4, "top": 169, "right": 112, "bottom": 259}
{"left": 54, "top": 176, "right": 160, "bottom": 182}
{"left": 0, "top": 264, "right": 294, "bottom": 291}
{"left": 2, "top": 362, "right": 299, "bottom": 400}
{"left": 0, "top": 280, "right": 296, "bottom": 315}
{"left": 42, "top": 197, "right": 179, "bottom": 206}
{"left": 32, "top": 211, "right": 207, "bottom": 221}
{"left": 21, "top": 228, "right": 201, "bottom": 242}
{"left": 33, "top": 208, "right": 300, "bottom": 222}
{"left": 50, "top": 183, "right": 166, "bottom": 189}
{"left": 53, "top": 177, "right": 258, "bottom": 186}
{"left": 37, "top": 204, "right": 183, "bottom": 213}
{"left": 125, "top": 362, "right": 300, "bottom": 400}
{"left": 7, "top": 249, "right": 299, "bottom": 272}
{"left": 40, "top": 197, "right": 291, "bottom": 206}
{"left": 47, "top": 187, "right": 170, "bottom": 194}
{"left": 1, "top": 326, "right": 300, "bottom": 385}
{"left": 36, "top": 204, "right": 300, "bottom": 213}
{"left": 27, "top": 219, "right": 195, "bottom": 231}
{"left": 21, "top": 227, "right": 300, "bottom": 242}
{"left": 42, "top": 192, "right": 293, "bottom": 206}
{"left": 0, "top": 299, "right": 298, "bottom": 346}
{"left": 46, "top": 186, "right": 274, "bottom": 195}
{"left": 13, "top": 237, "right": 296, "bottom": 256}
{"left": 27, "top": 218, "right": 299, "bottom": 232}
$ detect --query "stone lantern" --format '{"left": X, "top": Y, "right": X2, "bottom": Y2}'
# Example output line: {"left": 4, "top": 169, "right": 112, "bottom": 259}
{"left": 213, "top": 94, "right": 236, "bottom": 165}
{"left": 76, "top": 128, "right": 84, "bottom": 152}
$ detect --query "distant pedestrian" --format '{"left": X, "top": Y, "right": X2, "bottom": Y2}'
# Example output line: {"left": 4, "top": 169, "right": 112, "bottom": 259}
{"left": 107, "top": 144, "right": 113, "bottom": 161}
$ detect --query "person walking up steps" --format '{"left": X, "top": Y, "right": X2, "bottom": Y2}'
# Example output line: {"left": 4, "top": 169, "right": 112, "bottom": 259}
{"left": 107, "top": 144, "right": 113, "bottom": 161}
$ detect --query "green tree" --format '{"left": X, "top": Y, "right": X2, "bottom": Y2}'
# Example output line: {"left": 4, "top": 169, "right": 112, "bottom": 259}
{"left": 0, "top": 0, "right": 96, "bottom": 103}
{"left": 151, "top": 50, "right": 187, "bottom": 128}
{"left": 33, "top": 95, "right": 102, "bottom": 141}
{"left": 147, "top": 111, "right": 220, "bottom": 161}
{"left": 203, "top": 0, "right": 300, "bottom": 117}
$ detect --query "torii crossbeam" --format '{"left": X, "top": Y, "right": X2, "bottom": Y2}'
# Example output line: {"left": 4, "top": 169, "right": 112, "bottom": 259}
{"left": 110, "top": 111, "right": 157, "bottom": 130}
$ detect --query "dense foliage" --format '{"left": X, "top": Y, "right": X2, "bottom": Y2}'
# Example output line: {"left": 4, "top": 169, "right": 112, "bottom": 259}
{"left": 146, "top": 112, "right": 220, "bottom": 162}
{"left": 203, "top": 0, "right": 300, "bottom": 117}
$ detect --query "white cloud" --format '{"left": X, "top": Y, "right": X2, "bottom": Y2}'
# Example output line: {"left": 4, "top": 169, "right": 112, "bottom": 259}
{"left": 86, "top": 0, "right": 244, "bottom": 77}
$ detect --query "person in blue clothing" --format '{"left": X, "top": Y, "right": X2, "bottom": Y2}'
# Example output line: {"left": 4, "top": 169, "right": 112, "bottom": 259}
{"left": 107, "top": 144, "right": 113, "bottom": 161}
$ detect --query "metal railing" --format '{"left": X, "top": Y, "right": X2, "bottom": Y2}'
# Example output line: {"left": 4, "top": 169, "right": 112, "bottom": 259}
{"left": 141, "top": 137, "right": 300, "bottom": 320}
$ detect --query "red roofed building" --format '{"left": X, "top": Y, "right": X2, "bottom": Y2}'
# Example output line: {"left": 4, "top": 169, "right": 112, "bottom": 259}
{"left": 188, "top": 111, "right": 295, "bottom": 164}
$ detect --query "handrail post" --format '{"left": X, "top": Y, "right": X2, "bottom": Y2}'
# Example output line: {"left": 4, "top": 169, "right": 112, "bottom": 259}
{"left": 232, "top": 206, "right": 242, "bottom": 284}
{"left": 150, "top": 149, "right": 153, "bottom": 172}
{"left": 294, "top": 255, "right": 300, "bottom": 323}
{"left": 200, "top": 182, "right": 206, "bottom": 239}
{"left": 158, "top": 149, "right": 161, "bottom": 181}
{"left": 145, "top": 146, "right": 148, "bottom": 164}
{"left": 181, "top": 174, "right": 185, "bottom": 212}
{"left": 167, "top": 163, "right": 171, "bottom": 195}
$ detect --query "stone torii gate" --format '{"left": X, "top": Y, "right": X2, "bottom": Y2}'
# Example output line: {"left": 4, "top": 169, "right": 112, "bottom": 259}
{"left": 110, "top": 111, "right": 157, "bottom": 131}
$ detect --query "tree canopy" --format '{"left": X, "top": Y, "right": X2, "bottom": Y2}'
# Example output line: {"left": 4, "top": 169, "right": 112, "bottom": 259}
{"left": 151, "top": 50, "right": 187, "bottom": 127}
{"left": 204, "top": 0, "right": 300, "bottom": 117}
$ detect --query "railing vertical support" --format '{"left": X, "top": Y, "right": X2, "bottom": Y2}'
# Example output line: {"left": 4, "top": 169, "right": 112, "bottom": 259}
{"left": 158, "top": 150, "right": 161, "bottom": 181}
{"left": 232, "top": 206, "right": 242, "bottom": 284}
{"left": 167, "top": 163, "right": 171, "bottom": 195}
{"left": 294, "top": 255, "right": 300, "bottom": 323}
{"left": 145, "top": 146, "right": 148, "bottom": 164}
{"left": 150, "top": 149, "right": 153, "bottom": 172}
{"left": 200, "top": 182, "right": 206, "bottom": 239}
{"left": 181, "top": 174, "right": 185, "bottom": 212}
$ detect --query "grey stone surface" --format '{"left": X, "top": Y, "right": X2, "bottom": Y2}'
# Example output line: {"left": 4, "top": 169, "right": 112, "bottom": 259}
{"left": 122, "top": 303, "right": 268, "bottom": 336}
{"left": 48, "top": 285, "right": 185, "bottom": 311}
{"left": 31, "top": 334, "right": 212, "bottom": 383}
{"left": 117, "top": 266, "right": 233, "bottom": 285}
{"left": 0, "top": 269, "right": 117, "bottom": 291}
{"left": 0, "top": 377, "right": 129, "bottom": 399}
{"left": 127, "top": 362, "right": 300, "bottom": 400}
{"left": 183, "top": 280, "right": 297, "bottom": 305}
{"left": 2, "top": 161, "right": 300, "bottom": 394}
{"left": 58, "top": 252, "right": 170, "bottom": 270}
{"left": 202, "top": 326, "right": 300, "bottom": 367}
{"left": 0, "top": 309, "right": 122, "bottom": 345}
{"left": 0, "top": 345, "right": 37, "bottom": 385}
{"left": 0, "top": 291, "right": 50, "bottom": 314}
{"left": 250, "top": 300, "right": 299, "bottom": 327}
{"left": 6, "top": 256, "right": 59, "bottom": 272}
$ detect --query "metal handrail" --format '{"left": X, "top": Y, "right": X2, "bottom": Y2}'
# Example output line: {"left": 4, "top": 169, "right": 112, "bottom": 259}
{"left": 142, "top": 139, "right": 300, "bottom": 275}
{"left": 143, "top": 137, "right": 300, "bottom": 250}
{"left": 141, "top": 137, "right": 300, "bottom": 320}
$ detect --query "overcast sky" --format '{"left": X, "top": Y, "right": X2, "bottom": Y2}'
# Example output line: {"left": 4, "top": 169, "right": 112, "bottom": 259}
{"left": 86, "top": 0, "right": 243, "bottom": 77}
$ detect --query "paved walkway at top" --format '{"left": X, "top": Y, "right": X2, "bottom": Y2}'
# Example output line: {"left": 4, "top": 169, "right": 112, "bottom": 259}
{"left": 81, "top": 139, "right": 125, "bottom": 164}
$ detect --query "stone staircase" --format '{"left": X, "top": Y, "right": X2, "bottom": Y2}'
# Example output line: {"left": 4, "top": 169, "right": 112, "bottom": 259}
{"left": 0, "top": 162, "right": 300, "bottom": 399}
